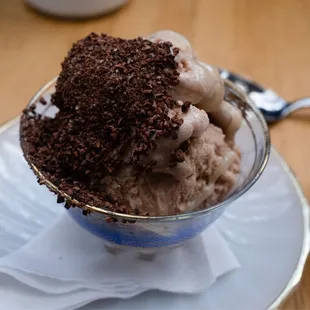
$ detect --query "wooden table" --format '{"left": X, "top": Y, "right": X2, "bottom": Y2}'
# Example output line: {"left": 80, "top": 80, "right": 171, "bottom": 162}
{"left": 1, "top": 0, "right": 309, "bottom": 308}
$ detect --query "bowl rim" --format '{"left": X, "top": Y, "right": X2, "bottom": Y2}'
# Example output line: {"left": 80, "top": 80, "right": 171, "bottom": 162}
{"left": 23, "top": 76, "right": 271, "bottom": 222}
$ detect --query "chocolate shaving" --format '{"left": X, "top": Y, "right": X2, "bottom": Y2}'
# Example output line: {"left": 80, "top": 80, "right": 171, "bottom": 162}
{"left": 39, "top": 97, "right": 47, "bottom": 105}
{"left": 171, "top": 149, "right": 185, "bottom": 163}
{"left": 57, "top": 195, "right": 65, "bottom": 204}
{"left": 181, "top": 101, "right": 191, "bottom": 113}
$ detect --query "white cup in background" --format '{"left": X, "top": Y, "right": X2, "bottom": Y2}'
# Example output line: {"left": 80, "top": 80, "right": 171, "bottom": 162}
{"left": 25, "top": 0, "right": 128, "bottom": 19}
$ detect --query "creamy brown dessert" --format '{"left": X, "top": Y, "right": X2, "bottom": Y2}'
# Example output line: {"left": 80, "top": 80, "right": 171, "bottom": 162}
{"left": 20, "top": 30, "right": 241, "bottom": 217}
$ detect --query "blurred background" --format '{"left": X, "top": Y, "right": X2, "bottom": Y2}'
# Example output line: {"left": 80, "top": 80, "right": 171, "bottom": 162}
{"left": 0, "top": 0, "right": 309, "bottom": 308}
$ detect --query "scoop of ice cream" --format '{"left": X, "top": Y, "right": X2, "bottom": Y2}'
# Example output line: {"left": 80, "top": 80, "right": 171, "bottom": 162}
{"left": 145, "top": 30, "right": 242, "bottom": 182}
{"left": 148, "top": 30, "right": 242, "bottom": 141}
{"left": 149, "top": 105, "right": 209, "bottom": 180}
{"left": 103, "top": 124, "right": 240, "bottom": 216}
{"left": 148, "top": 31, "right": 223, "bottom": 110}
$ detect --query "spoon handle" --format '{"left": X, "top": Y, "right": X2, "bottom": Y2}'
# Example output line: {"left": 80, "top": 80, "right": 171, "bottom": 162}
{"left": 281, "top": 98, "right": 310, "bottom": 119}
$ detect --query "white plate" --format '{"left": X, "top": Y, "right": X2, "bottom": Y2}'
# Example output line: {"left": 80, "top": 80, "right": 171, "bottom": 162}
{"left": 0, "top": 118, "right": 309, "bottom": 310}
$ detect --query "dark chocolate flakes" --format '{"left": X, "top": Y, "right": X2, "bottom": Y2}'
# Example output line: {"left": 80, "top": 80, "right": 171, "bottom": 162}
{"left": 181, "top": 101, "right": 191, "bottom": 113}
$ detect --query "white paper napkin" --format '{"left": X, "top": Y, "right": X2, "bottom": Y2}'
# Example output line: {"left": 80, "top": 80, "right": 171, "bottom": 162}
{"left": 0, "top": 213, "right": 239, "bottom": 310}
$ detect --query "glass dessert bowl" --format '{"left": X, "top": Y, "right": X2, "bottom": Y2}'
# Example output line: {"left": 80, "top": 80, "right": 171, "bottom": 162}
{"left": 20, "top": 77, "right": 270, "bottom": 252}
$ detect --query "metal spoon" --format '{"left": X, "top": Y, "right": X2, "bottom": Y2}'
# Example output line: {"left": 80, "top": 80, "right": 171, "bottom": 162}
{"left": 219, "top": 69, "right": 310, "bottom": 124}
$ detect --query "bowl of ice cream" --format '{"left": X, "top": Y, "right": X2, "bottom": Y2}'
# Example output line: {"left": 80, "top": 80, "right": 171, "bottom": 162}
{"left": 20, "top": 31, "right": 270, "bottom": 252}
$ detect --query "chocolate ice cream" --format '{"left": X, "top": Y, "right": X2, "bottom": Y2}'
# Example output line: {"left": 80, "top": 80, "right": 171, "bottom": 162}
{"left": 20, "top": 31, "right": 241, "bottom": 217}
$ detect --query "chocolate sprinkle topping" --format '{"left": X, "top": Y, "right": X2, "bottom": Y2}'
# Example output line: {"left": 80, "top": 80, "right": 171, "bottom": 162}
{"left": 20, "top": 33, "right": 184, "bottom": 215}
{"left": 181, "top": 101, "right": 191, "bottom": 113}
{"left": 39, "top": 97, "right": 47, "bottom": 105}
